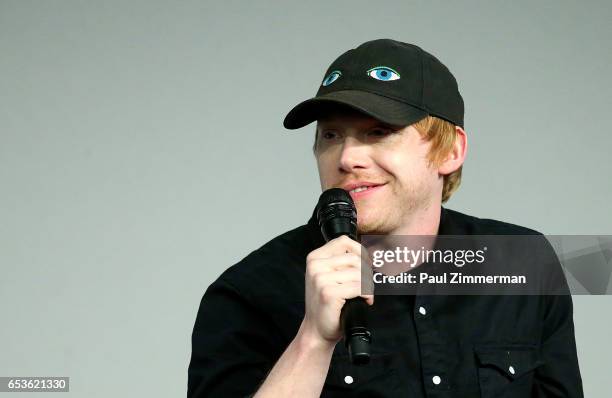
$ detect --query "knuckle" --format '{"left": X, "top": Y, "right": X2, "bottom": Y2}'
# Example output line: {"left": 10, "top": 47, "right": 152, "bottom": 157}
{"left": 319, "top": 286, "right": 334, "bottom": 302}
{"left": 348, "top": 252, "right": 361, "bottom": 263}
{"left": 333, "top": 235, "right": 351, "bottom": 246}
{"left": 305, "top": 264, "right": 314, "bottom": 278}
{"left": 346, "top": 237, "right": 358, "bottom": 249}
{"left": 305, "top": 255, "right": 316, "bottom": 268}
{"left": 306, "top": 257, "right": 321, "bottom": 272}
{"left": 340, "top": 235, "right": 352, "bottom": 243}
{"left": 312, "top": 272, "right": 325, "bottom": 288}
{"left": 343, "top": 253, "right": 361, "bottom": 269}
{"left": 306, "top": 267, "right": 319, "bottom": 283}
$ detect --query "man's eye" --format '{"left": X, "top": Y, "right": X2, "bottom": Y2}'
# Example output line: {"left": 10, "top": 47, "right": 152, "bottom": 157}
{"left": 321, "top": 131, "right": 338, "bottom": 139}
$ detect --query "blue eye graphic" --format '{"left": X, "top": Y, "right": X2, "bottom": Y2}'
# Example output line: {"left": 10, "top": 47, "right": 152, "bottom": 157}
{"left": 322, "top": 70, "right": 342, "bottom": 86}
{"left": 367, "top": 66, "right": 400, "bottom": 81}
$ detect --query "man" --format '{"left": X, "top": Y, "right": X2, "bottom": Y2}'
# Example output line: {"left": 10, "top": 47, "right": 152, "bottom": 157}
{"left": 188, "top": 39, "right": 583, "bottom": 397}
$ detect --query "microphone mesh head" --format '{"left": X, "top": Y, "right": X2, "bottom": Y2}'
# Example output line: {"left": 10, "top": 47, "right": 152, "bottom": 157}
{"left": 317, "top": 188, "right": 355, "bottom": 209}
{"left": 316, "top": 189, "right": 357, "bottom": 241}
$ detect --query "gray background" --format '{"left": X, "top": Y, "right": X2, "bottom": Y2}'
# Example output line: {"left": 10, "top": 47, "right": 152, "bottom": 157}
{"left": 1, "top": 0, "right": 610, "bottom": 396}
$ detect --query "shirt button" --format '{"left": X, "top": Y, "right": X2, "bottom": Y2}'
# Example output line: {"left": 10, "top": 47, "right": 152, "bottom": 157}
{"left": 432, "top": 375, "right": 441, "bottom": 385}
{"left": 344, "top": 375, "right": 354, "bottom": 384}
{"left": 418, "top": 306, "right": 427, "bottom": 315}
{"left": 508, "top": 365, "right": 516, "bottom": 375}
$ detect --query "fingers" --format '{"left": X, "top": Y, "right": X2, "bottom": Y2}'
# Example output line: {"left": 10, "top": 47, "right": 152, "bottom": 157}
{"left": 307, "top": 235, "right": 365, "bottom": 261}
{"left": 320, "top": 281, "right": 374, "bottom": 306}
{"left": 302, "top": 238, "right": 376, "bottom": 343}
{"left": 310, "top": 268, "right": 374, "bottom": 305}
{"left": 334, "top": 282, "right": 374, "bottom": 306}
{"left": 307, "top": 252, "right": 362, "bottom": 275}
{"left": 305, "top": 236, "right": 375, "bottom": 303}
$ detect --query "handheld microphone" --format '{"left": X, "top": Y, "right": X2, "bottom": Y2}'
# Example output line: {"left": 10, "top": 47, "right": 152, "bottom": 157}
{"left": 316, "top": 188, "right": 371, "bottom": 365}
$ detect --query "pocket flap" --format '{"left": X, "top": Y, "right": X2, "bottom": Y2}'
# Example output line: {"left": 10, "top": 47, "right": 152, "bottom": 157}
{"left": 475, "top": 345, "right": 543, "bottom": 380}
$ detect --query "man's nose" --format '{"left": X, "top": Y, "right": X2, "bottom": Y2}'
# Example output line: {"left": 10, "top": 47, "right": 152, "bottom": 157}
{"left": 339, "top": 136, "right": 370, "bottom": 172}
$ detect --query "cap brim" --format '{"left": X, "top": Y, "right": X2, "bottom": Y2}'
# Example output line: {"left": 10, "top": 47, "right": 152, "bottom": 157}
{"left": 283, "top": 90, "right": 428, "bottom": 130}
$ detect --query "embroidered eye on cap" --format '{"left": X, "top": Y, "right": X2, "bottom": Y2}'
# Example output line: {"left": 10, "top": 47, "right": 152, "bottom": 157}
{"left": 283, "top": 38, "right": 464, "bottom": 129}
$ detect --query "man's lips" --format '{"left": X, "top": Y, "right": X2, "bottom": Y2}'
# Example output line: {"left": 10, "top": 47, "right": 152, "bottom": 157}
{"left": 342, "top": 182, "right": 384, "bottom": 191}
{"left": 340, "top": 182, "right": 387, "bottom": 200}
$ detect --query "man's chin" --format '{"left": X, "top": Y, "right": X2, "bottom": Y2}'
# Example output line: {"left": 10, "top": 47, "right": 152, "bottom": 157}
{"left": 356, "top": 207, "right": 397, "bottom": 235}
{"left": 357, "top": 212, "right": 378, "bottom": 233}
{"left": 357, "top": 219, "right": 388, "bottom": 235}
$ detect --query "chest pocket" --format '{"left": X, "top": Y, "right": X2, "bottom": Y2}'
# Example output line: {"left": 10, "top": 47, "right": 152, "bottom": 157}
{"left": 475, "top": 345, "right": 544, "bottom": 398}
{"left": 321, "top": 353, "right": 404, "bottom": 398}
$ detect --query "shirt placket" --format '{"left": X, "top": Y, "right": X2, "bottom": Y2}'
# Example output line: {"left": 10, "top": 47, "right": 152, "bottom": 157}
{"left": 414, "top": 294, "right": 451, "bottom": 396}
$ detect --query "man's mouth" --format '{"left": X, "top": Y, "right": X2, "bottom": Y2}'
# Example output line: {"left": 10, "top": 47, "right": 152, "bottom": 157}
{"left": 341, "top": 182, "right": 386, "bottom": 199}
{"left": 349, "top": 185, "right": 376, "bottom": 193}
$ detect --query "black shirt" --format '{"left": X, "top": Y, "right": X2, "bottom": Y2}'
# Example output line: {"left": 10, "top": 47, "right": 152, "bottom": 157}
{"left": 188, "top": 207, "right": 584, "bottom": 397}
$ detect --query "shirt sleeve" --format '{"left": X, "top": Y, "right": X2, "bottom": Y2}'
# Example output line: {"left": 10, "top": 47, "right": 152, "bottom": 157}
{"left": 187, "top": 278, "right": 284, "bottom": 397}
{"left": 532, "top": 238, "right": 584, "bottom": 397}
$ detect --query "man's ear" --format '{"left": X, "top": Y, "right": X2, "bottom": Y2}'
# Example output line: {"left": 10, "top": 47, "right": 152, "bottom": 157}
{"left": 438, "top": 126, "right": 467, "bottom": 175}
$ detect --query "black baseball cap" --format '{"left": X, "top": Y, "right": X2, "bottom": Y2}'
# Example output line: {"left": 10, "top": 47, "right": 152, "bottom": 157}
{"left": 283, "top": 39, "right": 464, "bottom": 129}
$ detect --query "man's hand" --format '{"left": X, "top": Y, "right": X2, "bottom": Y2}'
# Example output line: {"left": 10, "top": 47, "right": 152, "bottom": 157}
{"left": 253, "top": 235, "right": 373, "bottom": 398}
{"left": 301, "top": 235, "right": 374, "bottom": 346}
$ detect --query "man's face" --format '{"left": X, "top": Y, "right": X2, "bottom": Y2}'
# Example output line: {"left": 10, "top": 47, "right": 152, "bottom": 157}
{"left": 315, "top": 111, "right": 443, "bottom": 235}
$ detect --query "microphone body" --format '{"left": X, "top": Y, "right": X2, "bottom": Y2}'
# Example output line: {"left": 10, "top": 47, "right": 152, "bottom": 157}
{"left": 316, "top": 188, "right": 371, "bottom": 365}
